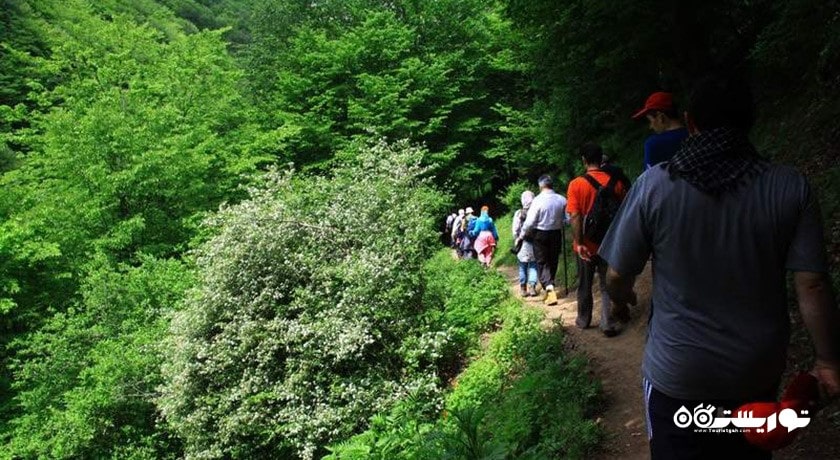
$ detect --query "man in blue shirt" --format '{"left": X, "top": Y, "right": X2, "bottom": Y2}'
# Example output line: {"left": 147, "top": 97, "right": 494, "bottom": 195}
{"left": 632, "top": 91, "right": 689, "bottom": 170}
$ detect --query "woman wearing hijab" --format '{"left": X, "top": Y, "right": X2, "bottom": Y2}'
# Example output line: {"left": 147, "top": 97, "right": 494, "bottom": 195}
{"left": 451, "top": 208, "right": 466, "bottom": 257}
{"left": 457, "top": 207, "right": 476, "bottom": 259}
{"left": 512, "top": 191, "right": 538, "bottom": 297}
{"left": 470, "top": 206, "right": 499, "bottom": 268}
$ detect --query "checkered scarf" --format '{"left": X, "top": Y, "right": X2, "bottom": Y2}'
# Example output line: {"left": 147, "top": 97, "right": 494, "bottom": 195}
{"left": 667, "top": 127, "right": 767, "bottom": 196}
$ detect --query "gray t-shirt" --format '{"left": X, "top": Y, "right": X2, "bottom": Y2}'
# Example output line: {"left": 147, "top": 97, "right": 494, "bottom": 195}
{"left": 599, "top": 163, "right": 828, "bottom": 401}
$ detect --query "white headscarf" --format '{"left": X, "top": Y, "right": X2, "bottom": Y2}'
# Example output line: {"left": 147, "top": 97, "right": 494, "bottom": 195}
{"left": 521, "top": 190, "right": 535, "bottom": 210}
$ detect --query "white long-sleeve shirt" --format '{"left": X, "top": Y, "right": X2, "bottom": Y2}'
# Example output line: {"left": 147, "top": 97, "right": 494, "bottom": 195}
{"left": 451, "top": 215, "right": 463, "bottom": 240}
{"left": 521, "top": 188, "right": 567, "bottom": 234}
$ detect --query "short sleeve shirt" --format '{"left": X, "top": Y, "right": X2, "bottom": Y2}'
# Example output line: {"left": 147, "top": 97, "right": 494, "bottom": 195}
{"left": 598, "top": 163, "right": 828, "bottom": 401}
{"left": 566, "top": 170, "right": 627, "bottom": 253}
{"left": 644, "top": 128, "right": 688, "bottom": 170}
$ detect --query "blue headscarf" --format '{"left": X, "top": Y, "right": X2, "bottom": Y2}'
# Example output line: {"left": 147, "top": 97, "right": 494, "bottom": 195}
{"left": 470, "top": 208, "right": 498, "bottom": 240}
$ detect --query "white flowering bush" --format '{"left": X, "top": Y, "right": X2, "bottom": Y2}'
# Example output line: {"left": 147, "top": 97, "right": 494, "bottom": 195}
{"left": 159, "top": 140, "right": 447, "bottom": 459}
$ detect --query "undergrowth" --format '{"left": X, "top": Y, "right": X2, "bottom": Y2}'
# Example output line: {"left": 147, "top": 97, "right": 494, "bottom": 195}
{"left": 326, "top": 250, "right": 601, "bottom": 459}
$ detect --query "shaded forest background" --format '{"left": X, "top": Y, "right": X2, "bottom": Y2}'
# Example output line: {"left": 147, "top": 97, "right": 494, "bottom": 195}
{"left": 0, "top": 0, "right": 838, "bottom": 458}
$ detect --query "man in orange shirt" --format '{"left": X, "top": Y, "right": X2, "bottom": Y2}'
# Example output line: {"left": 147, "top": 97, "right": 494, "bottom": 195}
{"left": 566, "top": 143, "right": 627, "bottom": 337}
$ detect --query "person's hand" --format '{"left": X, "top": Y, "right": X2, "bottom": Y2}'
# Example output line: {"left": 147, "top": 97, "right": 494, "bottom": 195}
{"left": 613, "top": 290, "right": 637, "bottom": 321}
{"left": 575, "top": 243, "right": 592, "bottom": 262}
{"left": 811, "top": 359, "right": 840, "bottom": 402}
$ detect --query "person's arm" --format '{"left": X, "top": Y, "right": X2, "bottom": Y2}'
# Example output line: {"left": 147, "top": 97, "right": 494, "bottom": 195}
{"left": 558, "top": 195, "right": 570, "bottom": 226}
{"left": 795, "top": 271, "right": 840, "bottom": 399}
{"left": 520, "top": 200, "right": 539, "bottom": 236}
{"left": 606, "top": 268, "right": 637, "bottom": 309}
{"left": 784, "top": 178, "right": 838, "bottom": 399}
{"left": 599, "top": 175, "right": 651, "bottom": 318}
{"left": 569, "top": 213, "right": 591, "bottom": 261}
{"left": 565, "top": 182, "right": 588, "bottom": 259}
{"left": 512, "top": 210, "right": 521, "bottom": 239}
{"left": 491, "top": 220, "right": 499, "bottom": 241}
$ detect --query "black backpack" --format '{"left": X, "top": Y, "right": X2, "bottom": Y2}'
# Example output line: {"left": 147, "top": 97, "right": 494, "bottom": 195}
{"left": 582, "top": 173, "right": 621, "bottom": 244}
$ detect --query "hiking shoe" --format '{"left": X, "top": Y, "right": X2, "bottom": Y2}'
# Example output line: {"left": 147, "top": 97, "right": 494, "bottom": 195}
{"left": 519, "top": 285, "right": 527, "bottom": 297}
{"left": 527, "top": 285, "right": 537, "bottom": 297}
{"left": 602, "top": 328, "right": 620, "bottom": 338}
{"left": 544, "top": 290, "right": 558, "bottom": 306}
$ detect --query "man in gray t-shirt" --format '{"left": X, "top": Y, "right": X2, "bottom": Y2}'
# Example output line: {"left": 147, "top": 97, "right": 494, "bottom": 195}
{"left": 600, "top": 75, "right": 840, "bottom": 459}
{"left": 604, "top": 162, "right": 822, "bottom": 400}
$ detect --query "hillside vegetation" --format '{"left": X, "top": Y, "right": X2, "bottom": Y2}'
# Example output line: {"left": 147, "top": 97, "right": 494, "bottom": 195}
{"left": 0, "top": 0, "right": 837, "bottom": 458}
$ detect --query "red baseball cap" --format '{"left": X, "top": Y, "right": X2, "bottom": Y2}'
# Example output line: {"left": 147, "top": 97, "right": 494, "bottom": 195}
{"left": 632, "top": 92, "right": 675, "bottom": 120}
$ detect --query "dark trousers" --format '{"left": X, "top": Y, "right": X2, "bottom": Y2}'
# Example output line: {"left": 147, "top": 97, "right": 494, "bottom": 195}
{"left": 576, "top": 255, "right": 614, "bottom": 330}
{"left": 644, "top": 378, "right": 773, "bottom": 460}
{"left": 531, "top": 229, "right": 563, "bottom": 290}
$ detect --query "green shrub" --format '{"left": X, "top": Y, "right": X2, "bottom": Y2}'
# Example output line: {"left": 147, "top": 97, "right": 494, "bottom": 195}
{"left": 497, "top": 180, "right": 532, "bottom": 215}
{"left": 443, "top": 301, "right": 601, "bottom": 458}
{"left": 479, "top": 307, "right": 601, "bottom": 458}
{"left": 159, "top": 140, "right": 448, "bottom": 459}
{"left": 423, "top": 251, "right": 508, "bottom": 352}
{"left": 491, "top": 214, "right": 516, "bottom": 268}
{"left": 6, "top": 255, "right": 191, "bottom": 458}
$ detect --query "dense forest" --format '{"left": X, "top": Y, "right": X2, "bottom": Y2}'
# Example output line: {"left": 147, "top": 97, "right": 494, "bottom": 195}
{"left": 0, "top": 0, "right": 838, "bottom": 458}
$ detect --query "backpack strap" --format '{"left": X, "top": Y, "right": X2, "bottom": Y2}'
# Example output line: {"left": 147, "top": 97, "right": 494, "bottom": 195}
{"left": 604, "top": 174, "right": 618, "bottom": 192}
{"left": 583, "top": 174, "right": 602, "bottom": 191}
{"left": 583, "top": 173, "right": 619, "bottom": 192}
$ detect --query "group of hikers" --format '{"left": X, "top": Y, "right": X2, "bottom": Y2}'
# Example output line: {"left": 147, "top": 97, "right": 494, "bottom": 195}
{"left": 443, "top": 75, "right": 840, "bottom": 459}
{"left": 445, "top": 206, "right": 500, "bottom": 268}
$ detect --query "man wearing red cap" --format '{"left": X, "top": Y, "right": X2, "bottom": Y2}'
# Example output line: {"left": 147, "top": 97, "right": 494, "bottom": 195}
{"left": 633, "top": 91, "right": 688, "bottom": 170}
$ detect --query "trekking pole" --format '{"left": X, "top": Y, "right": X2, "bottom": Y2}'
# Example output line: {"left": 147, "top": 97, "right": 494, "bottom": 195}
{"left": 562, "top": 225, "right": 569, "bottom": 296}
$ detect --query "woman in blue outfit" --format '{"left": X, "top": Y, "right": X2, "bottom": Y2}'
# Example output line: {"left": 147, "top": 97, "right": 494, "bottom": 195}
{"left": 469, "top": 205, "right": 499, "bottom": 268}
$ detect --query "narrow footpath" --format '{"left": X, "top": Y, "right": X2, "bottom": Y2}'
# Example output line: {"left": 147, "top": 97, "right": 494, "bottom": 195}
{"left": 497, "top": 263, "right": 653, "bottom": 460}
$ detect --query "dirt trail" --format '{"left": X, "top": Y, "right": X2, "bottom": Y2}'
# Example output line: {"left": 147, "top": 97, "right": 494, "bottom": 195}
{"left": 497, "top": 263, "right": 653, "bottom": 460}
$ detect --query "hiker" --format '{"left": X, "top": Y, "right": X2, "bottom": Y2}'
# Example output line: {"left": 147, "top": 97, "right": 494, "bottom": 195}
{"left": 458, "top": 207, "right": 477, "bottom": 259}
{"left": 445, "top": 212, "right": 456, "bottom": 247}
{"left": 566, "top": 142, "right": 627, "bottom": 337}
{"left": 470, "top": 205, "right": 499, "bottom": 268}
{"left": 632, "top": 91, "right": 688, "bottom": 170}
{"left": 601, "top": 75, "right": 840, "bottom": 459}
{"left": 451, "top": 209, "right": 465, "bottom": 256}
{"left": 512, "top": 191, "right": 538, "bottom": 297}
{"left": 520, "top": 175, "right": 567, "bottom": 306}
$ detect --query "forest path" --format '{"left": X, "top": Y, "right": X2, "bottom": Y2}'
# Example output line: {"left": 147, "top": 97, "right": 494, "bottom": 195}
{"left": 496, "top": 261, "right": 653, "bottom": 460}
